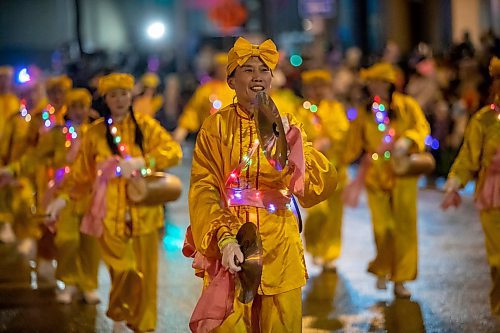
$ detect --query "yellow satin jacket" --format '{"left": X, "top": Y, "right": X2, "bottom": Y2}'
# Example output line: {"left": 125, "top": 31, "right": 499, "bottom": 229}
{"left": 59, "top": 114, "right": 182, "bottom": 236}
{"left": 178, "top": 80, "right": 234, "bottom": 132}
{"left": 353, "top": 92, "right": 430, "bottom": 190}
{"left": 189, "top": 104, "right": 337, "bottom": 295}
{"left": 297, "top": 100, "right": 350, "bottom": 188}
{"left": 449, "top": 105, "right": 500, "bottom": 197}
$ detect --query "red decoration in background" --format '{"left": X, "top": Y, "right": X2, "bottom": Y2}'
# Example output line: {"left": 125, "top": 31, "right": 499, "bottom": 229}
{"left": 208, "top": 0, "right": 247, "bottom": 33}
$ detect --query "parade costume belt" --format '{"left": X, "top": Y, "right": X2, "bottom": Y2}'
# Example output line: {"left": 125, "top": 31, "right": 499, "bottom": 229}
{"left": 226, "top": 187, "right": 292, "bottom": 210}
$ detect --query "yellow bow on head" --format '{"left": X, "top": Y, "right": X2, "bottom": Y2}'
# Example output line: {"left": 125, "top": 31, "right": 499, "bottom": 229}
{"left": 66, "top": 88, "right": 92, "bottom": 107}
{"left": 98, "top": 73, "right": 134, "bottom": 96}
{"left": 46, "top": 75, "right": 73, "bottom": 91}
{"left": 227, "top": 37, "right": 279, "bottom": 77}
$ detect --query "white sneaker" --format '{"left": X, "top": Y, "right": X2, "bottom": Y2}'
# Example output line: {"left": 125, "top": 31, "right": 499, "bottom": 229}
{"left": 56, "top": 285, "right": 78, "bottom": 304}
{"left": 82, "top": 290, "right": 101, "bottom": 304}
{"left": 112, "top": 321, "right": 132, "bottom": 333}
{"left": 394, "top": 282, "right": 411, "bottom": 298}
{"left": 17, "top": 238, "right": 36, "bottom": 260}
{"left": 0, "top": 223, "right": 16, "bottom": 243}
{"left": 376, "top": 276, "right": 387, "bottom": 290}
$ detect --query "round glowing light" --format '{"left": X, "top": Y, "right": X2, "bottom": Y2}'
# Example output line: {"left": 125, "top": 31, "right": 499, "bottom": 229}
{"left": 65, "top": 141, "right": 71, "bottom": 148}
{"left": 18, "top": 68, "right": 31, "bottom": 83}
{"left": 303, "top": 19, "right": 313, "bottom": 31}
{"left": 147, "top": 22, "right": 165, "bottom": 40}
{"left": 347, "top": 108, "right": 357, "bottom": 121}
{"left": 44, "top": 120, "right": 51, "bottom": 127}
{"left": 213, "top": 100, "right": 222, "bottom": 109}
{"left": 372, "top": 153, "right": 379, "bottom": 161}
{"left": 303, "top": 101, "right": 312, "bottom": 109}
{"left": 119, "top": 145, "right": 126, "bottom": 152}
{"left": 115, "top": 136, "right": 121, "bottom": 144}
{"left": 379, "top": 104, "right": 386, "bottom": 111}
{"left": 230, "top": 173, "right": 237, "bottom": 179}
{"left": 107, "top": 118, "right": 113, "bottom": 125}
{"left": 141, "top": 168, "right": 148, "bottom": 176}
{"left": 372, "top": 102, "right": 379, "bottom": 110}
{"left": 64, "top": 166, "right": 70, "bottom": 173}
{"left": 268, "top": 204, "right": 276, "bottom": 213}
{"left": 384, "top": 151, "right": 391, "bottom": 159}
{"left": 375, "top": 112, "right": 384, "bottom": 122}
{"left": 310, "top": 104, "right": 318, "bottom": 113}
{"left": 384, "top": 135, "right": 392, "bottom": 143}
{"left": 388, "top": 128, "right": 395, "bottom": 136}
{"left": 374, "top": 95, "right": 381, "bottom": 103}
{"left": 42, "top": 112, "right": 49, "bottom": 120}
{"left": 25, "top": 114, "right": 32, "bottom": 122}
{"left": 290, "top": 54, "right": 303, "bottom": 67}
{"left": 111, "top": 127, "right": 117, "bottom": 135}
{"left": 71, "top": 132, "right": 77, "bottom": 139}
{"left": 378, "top": 123, "right": 386, "bottom": 131}
{"left": 431, "top": 138, "right": 440, "bottom": 150}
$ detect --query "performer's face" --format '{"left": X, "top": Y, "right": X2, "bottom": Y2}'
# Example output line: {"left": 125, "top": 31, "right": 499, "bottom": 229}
{"left": 67, "top": 102, "right": 89, "bottom": 125}
{"left": 47, "top": 86, "right": 67, "bottom": 109}
{"left": 228, "top": 57, "right": 272, "bottom": 112}
{"left": 105, "top": 88, "right": 132, "bottom": 119}
{"left": 367, "top": 79, "right": 391, "bottom": 101}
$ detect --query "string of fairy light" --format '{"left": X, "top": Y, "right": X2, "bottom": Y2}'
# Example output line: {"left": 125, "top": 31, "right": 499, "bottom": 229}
{"left": 106, "top": 117, "right": 154, "bottom": 177}
{"left": 370, "top": 95, "right": 394, "bottom": 161}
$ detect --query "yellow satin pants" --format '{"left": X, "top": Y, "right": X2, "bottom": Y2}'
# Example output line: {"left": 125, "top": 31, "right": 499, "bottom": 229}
{"left": 366, "top": 177, "right": 418, "bottom": 282}
{"left": 0, "top": 179, "right": 38, "bottom": 239}
{"left": 55, "top": 205, "right": 100, "bottom": 292}
{"left": 99, "top": 230, "right": 158, "bottom": 332}
{"left": 480, "top": 209, "right": 500, "bottom": 315}
{"left": 214, "top": 287, "right": 302, "bottom": 333}
{"left": 304, "top": 188, "right": 343, "bottom": 263}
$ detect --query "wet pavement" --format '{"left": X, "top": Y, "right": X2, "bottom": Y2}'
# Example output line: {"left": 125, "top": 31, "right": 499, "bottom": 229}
{"left": 1, "top": 143, "right": 500, "bottom": 332}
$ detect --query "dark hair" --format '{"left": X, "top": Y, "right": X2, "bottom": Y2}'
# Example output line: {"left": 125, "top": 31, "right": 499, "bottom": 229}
{"left": 102, "top": 103, "right": 144, "bottom": 156}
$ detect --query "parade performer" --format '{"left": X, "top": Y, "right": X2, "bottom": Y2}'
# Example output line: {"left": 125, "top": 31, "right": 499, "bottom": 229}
{"left": 173, "top": 52, "right": 234, "bottom": 143}
{"left": 0, "top": 68, "right": 46, "bottom": 256}
{"left": 344, "top": 63, "right": 430, "bottom": 298}
{"left": 45, "top": 73, "right": 182, "bottom": 332}
{"left": 133, "top": 72, "right": 164, "bottom": 118}
{"left": 185, "top": 37, "right": 337, "bottom": 332}
{"left": 442, "top": 57, "right": 500, "bottom": 316}
{"left": 299, "top": 69, "right": 350, "bottom": 272}
{"left": 4, "top": 88, "right": 101, "bottom": 303}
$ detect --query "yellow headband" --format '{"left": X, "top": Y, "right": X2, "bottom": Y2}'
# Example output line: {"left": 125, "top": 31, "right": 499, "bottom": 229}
{"left": 98, "top": 73, "right": 134, "bottom": 95}
{"left": 46, "top": 75, "right": 73, "bottom": 91}
{"left": 227, "top": 37, "right": 279, "bottom": 77}
{"left": 360, "top": 63, "right": 397, "bottom": 84}
{"left": 301, "top": 69, "right": 332, "bottom": 84}
{"left": 141, "top": 72, "right": 160, "bottom": 88}
{"left": 66, "top": 88, "right": 92, "bottom": 107}
{"left": 490, "top": 56, "right": 500, "bottom": 77}
{"left": 0, "top": 66, "right": 14, "bottom": 77}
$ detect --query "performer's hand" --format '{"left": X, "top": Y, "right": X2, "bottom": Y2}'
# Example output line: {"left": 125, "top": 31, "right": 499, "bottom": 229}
{"left": 118, "top": 157, "right": 146, "bottom": 178}
{"left": 490, "top": 148, "right": 500, "bottom": 173}
{"left": 221, "top": 242, "right": 243, "bottom": 274}
{"left": 393, "top": 137, "right": 412, "bottom": 158}
{"left": 441, "top": 177, "right": 462, "bottom": 210}
{"left": 46, "top": 196, "right": 67, "bottom": 221}
{"left": 441, "top": 190, "right": 462, "bottom": 210}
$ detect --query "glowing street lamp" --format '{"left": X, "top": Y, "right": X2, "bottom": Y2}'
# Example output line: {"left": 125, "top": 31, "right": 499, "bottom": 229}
{"left": 147, "top": 22, "right": 165, "bottom": 40}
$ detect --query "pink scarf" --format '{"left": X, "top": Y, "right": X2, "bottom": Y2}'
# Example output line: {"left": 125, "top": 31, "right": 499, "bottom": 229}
{"left": 476, "top": 167, "right": 500, "bottom": 210}
{"left": 80, "top": 158, "right": 119, "bottom": 237}
{"left": 183, "top": 227, "right": 235, "bottom": 333}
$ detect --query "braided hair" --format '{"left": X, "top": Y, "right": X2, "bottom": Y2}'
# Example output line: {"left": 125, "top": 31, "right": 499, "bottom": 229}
{"left": 102, "top": 104, "right": 144, "bottom": 156}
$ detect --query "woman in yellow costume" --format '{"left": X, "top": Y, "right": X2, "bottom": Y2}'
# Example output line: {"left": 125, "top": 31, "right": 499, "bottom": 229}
{"left": 441, "top": 57, "right": 500, "bottom": 316}
{"left": 4, "top": 88, "right": 101, "bottom": 304}
{"left": 46, "top": 73, "right": 182, "bottom": 332}
{"left": 299, "top": 69, "right": 350, "bottom": 272}
{"left": 186, "top": 37, "right": 337, "bottom": 332}
{"left": 0, "top": 67, "right": 47, "bottom": 256}
{"left": 0, "top": 65, "right": 21, "bottom": 243}
{"left": 173, "top": 52, "right": 234, "bottom": 143}
{"left": 345, "top": 63, "right": 430, "bottom": 298}
{"left": 133, "top": 72, "right": 164, "bottom": 118}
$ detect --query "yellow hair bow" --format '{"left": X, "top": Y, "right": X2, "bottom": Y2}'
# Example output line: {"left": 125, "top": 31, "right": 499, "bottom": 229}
{"left": 98, "top": 73, "right": 134, "bottom": 96}
{"left": 227, "top": 37, "right": 279, "bottom": 76}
